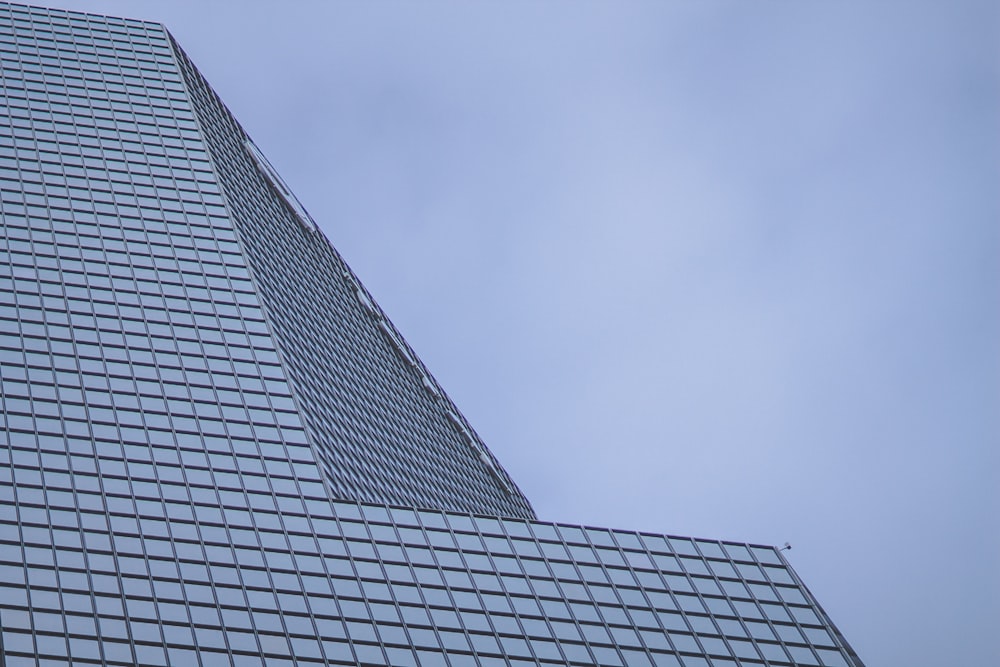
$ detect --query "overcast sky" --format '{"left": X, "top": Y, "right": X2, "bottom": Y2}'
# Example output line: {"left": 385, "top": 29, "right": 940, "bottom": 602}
{"left": 28, "top": 1, "right": 1000, "bottom": 665}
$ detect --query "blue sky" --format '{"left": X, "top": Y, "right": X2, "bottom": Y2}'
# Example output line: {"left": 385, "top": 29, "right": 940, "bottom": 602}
{"left": 31, "top": 1, "right": 1000, "bottom": 665}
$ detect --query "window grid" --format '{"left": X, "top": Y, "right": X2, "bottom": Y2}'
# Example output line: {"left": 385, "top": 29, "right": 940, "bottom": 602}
{"left": 0, "top": 4, "right": 863, "bottom": 667}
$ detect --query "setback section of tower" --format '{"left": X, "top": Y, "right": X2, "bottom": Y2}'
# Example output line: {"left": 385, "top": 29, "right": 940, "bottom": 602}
{"left": 167, "top": 22, "right": 534, "bottom": 520}
{"left": 0, "top": 0, "right": 532, "bottom": 518}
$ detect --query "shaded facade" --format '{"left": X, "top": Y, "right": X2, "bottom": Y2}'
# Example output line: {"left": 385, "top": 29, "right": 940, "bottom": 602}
{"left": 0, "top": 2, "right": 864, "bottom": 666}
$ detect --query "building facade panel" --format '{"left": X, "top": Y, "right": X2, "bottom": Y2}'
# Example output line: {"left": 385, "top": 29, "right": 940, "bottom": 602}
{"left": 167, "top": 28, "right": 533, "bottom": 518}
{"left": 0, "top": 488, "right": 863, "bottom": 666}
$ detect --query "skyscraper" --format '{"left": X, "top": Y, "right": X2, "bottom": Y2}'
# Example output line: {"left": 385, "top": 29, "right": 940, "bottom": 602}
{"left": 0, "top": 3, "right": 865, "bottom": 666}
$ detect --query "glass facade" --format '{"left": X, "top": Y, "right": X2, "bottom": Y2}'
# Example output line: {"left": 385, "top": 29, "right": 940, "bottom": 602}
{"left": 0, "top": 2, "right": 865, "bottom": 666}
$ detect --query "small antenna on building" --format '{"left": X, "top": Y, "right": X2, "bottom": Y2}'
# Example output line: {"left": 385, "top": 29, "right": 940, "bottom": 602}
{"left": 779, "top": 542, "right": 792, "bottom": 552}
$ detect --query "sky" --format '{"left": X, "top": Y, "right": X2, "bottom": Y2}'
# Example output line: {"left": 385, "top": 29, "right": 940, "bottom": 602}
{"left": 25, "top": 1, "right": 1000, "bottom": 665}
